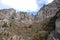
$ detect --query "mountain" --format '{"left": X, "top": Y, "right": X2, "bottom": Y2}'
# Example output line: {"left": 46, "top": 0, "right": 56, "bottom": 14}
{"left": 0, "top": 0, "right": 60, "bottom": 40}
{"left": 36, "top": 0, "right": 60, "bottom": 40}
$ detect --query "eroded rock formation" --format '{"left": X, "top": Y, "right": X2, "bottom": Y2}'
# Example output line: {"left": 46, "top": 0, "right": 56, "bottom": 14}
{"left": 0, "top": 0, "right": 60, "bottom": 40}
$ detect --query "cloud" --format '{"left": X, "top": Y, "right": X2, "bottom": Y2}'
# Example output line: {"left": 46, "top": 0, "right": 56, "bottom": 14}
{"left": 36, "top": 0, "right": 53, "bottom": 8}
{"left": 46, "top": 0, "right": 54, "bottom": 4}
{"left": 0, "top": 0, "right": 54, "bottom": 12}
{"left": 1, "top": 0, "right": 38, "bottom": 11}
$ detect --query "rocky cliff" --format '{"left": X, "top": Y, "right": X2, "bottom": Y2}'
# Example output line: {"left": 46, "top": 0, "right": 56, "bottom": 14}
{"left": 0, "top": 8, "right": 35, "bottom": 27}
{"left": 37, "top": 0, "right": 60, "bottom": 21}
{"left": 0, "top": 8, "right": 35, "bottom": 40}
{"left": 0, "top": 0, "right": 60, "bottom": 40}
{"left": 35, "top": 0, "right": 60, "bottom": 40}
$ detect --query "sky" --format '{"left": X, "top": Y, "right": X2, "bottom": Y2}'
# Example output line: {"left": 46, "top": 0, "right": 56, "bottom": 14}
{"left": 0, "top": 0, "right": 53, "bottom": 15}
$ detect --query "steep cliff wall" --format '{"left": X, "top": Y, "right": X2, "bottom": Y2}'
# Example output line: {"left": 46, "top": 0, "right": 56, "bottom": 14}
{"left": 0, "top": 0, "right": 60, "bottom": 40}
{"left": 37, "top": 0, "right": 60, "bottom": 21}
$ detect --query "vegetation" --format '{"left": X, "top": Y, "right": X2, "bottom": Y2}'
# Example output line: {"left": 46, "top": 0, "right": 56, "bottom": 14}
{"left": 2, "top": 22, "right": 8, "bottom": 27}
{"left": 29, "top": 25, "right": 32, "bottom": 28}
{"left": 32, "top": 31, "right": 49, "bottom": 40}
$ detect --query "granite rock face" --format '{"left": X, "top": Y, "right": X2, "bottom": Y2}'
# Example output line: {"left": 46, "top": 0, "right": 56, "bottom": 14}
{"left": 0, "top": 0, "right": 60, "bottom": 40}
{"left": 15, "top": 12, "right": 34, "bottom": 27}
{"left": 37, "top": 0, "right": 60, "bottom": 21}
{"left": 35, "top": 0, "right": 60, "bottom": 40}
{"left": 0, "top": 8, "right": 35, "bottom": 40}
{"left": 0, "top": 8, "right": 16, "bottom": 26}
{"left": 0, "top": 8, "right": 35, "bottom": 27}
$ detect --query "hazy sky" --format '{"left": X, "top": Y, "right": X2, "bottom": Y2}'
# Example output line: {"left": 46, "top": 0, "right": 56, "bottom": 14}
{"left": 0, "top": 0, "right": 53, "bottom": 12}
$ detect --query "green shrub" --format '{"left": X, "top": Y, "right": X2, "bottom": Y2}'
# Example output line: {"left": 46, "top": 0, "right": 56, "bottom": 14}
{"left": 2, "top": 22, "right": 8, "bottom": 27}
{"left": 29, "top": 25, "right": 32, "bottom": 28}
{"left": 33, "top": 31, "right": 49, "bottom": 40}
